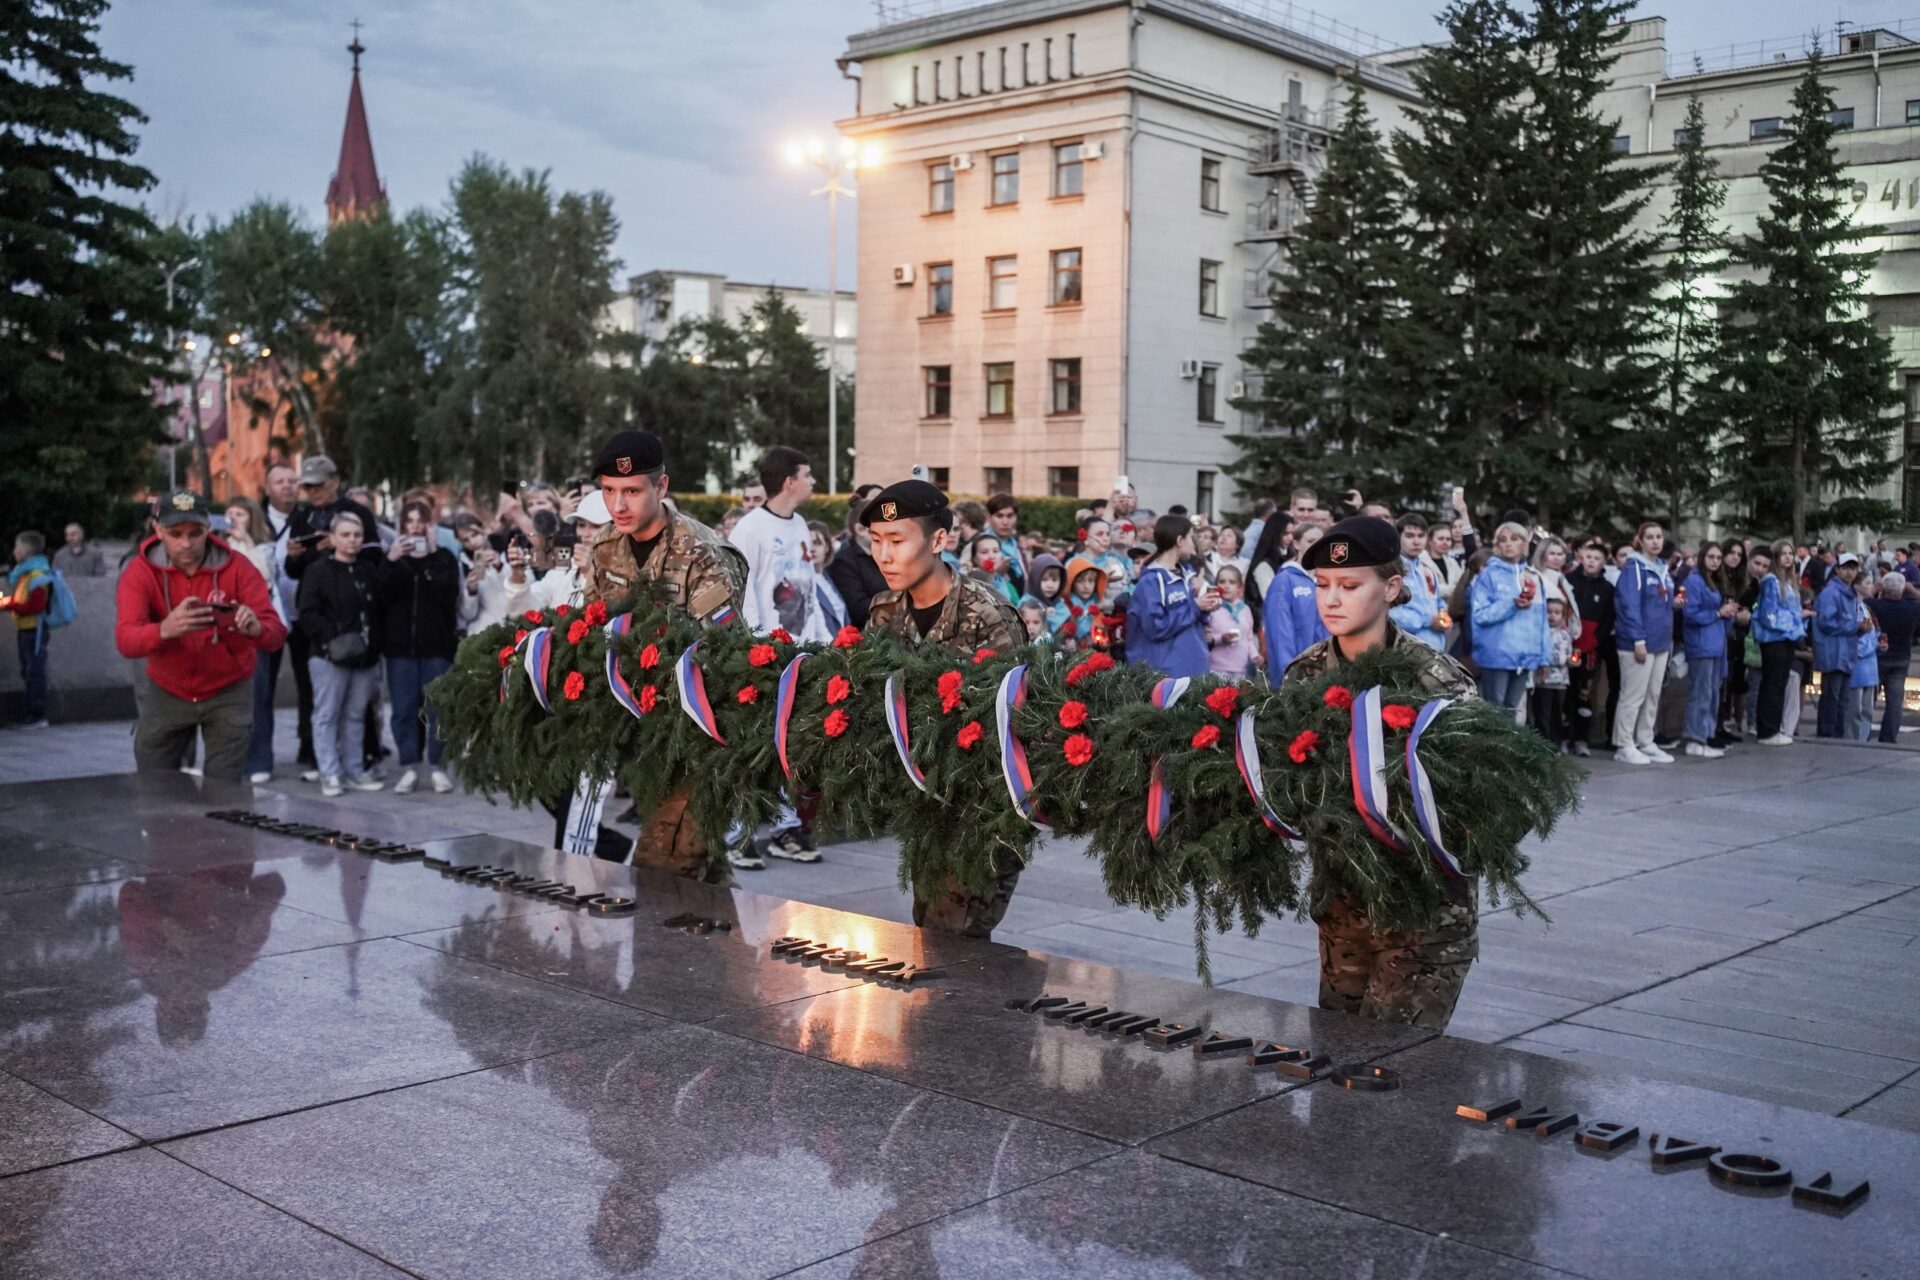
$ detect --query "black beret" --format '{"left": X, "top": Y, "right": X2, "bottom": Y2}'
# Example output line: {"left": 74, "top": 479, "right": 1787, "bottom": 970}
{"left": 590, "top": 430, "right": 664, "bottom": 478}
{"left": 1302, "top": 516, "right": 1401, "bottom": 571}
{"left": 859, "top": 479, "right": 951, "bottom": 528}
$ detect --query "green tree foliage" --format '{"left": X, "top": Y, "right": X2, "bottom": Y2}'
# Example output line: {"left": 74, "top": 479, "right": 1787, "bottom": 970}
{"left": 1230, "top": 77, "right": 1414, "bottom": 505}
{"left": 197, "top": 199, "right": 328, "bottom": 453}
{"left": 1, "top": 0, "right": 167, "bottom": 535}
{"left": 1707, "top": 48, "right": 1902, "bottom": 540}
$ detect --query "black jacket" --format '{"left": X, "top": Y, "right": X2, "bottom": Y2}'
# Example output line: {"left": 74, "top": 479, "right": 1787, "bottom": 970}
{"left": 296, "top": 557, "right": 383, "bottom": 664}
{"left": 285, "top": 497, "right": 384, "bottom": 580}
{"left": 827, "top": 542, "right": 890, "bottom": 629}
{"left": 1567, "top": 567, "right": 1616, "bottom": 650}
{"left": 377, "top": 549, "right": 460, "bottom": 660}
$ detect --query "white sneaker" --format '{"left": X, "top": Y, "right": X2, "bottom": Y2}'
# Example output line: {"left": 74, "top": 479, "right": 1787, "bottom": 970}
{"left": 1642, "top": 745, "right": 1675, "bottom": 764}
{"left": 321, "top": 776, "right": 344, "bottom": 797}
{"left": 248, "top": 771, "right": 272, "bottom": 784}
{"left": 300, "top": 769, "right": 321, "bottom": 783}
{"left": 1758, "top": 733, "right": 1794, "bottom": 746}
{"left": 1684, "top": 742, "right": 1725, "bottom": 759}
{"left": 180, "top": 764, "right": 203, "bottom": 778}
{"left": 393, "top": 769, "right": 418, "bottom": 795}
{"left": 344, "top": 774, "right": 385, "bottom": 792}
{"left": 430, "top": 769, "right": 454, "bottom": 794}
{"left": 1616, "top": 746, "right": 1651, "bottom": 765}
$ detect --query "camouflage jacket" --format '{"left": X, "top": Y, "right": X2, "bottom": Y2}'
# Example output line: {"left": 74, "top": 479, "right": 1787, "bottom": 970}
{"left": 584, "top": 511, "right": 747, "bottom": 626}
{"left": 865, "top": 568, "right": 1023, "bottom": 658}
{"left": 1283, "top": 622, "right": 1479, "bottom": 700}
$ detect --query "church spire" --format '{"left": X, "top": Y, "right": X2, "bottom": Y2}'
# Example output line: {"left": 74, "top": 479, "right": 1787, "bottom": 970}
{"left": 326, "top": 21, "right": 386, "bottom": 224}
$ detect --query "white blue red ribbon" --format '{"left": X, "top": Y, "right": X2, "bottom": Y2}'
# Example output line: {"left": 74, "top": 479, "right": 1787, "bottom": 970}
{"left": 603, "top": 613, "right": 647, "bottom": 720}
{"left": 1233, "top": 707, "right": 1301, "bottom": 840}
{"left": 524, "top": 627, "right": 555, "bottom": 712}
{"left": 1406, "top": 698, "right": 1464, "bottom": 878}
{"left": 499, "top": 629, "right": 532, "bottom": 703}
{"left": 675, "top": 639, "right": 726, "bottom": 745}
{"left": 995, "top": 664, "right": 1047, "bottom": 829}
{"left": 1144, "top": 677, "right": 1193, "bottom": 842}
{"left": 773, "top": 653, "right": 809, "bottom": 781}
{"left": 883, "top": 672, "right": 927, "bottom": 793}
{"left": 1348, "top": 686, "right": 1409, "bottom": 853}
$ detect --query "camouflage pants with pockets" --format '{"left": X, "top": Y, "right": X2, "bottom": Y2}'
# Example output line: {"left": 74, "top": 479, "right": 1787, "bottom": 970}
{"left": 913, "top": 845, "right": 1024, "bottom": 939}
{"left": 1313, "top": 878, "right": 1479, "bottom": 1031}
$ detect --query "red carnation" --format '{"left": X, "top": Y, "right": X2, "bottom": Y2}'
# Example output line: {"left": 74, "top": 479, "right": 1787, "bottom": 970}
{"left": 639, "top": 685, "right": 659, "bottom": 713}
{"left": 826, "top": 675, "right": 851, "bottom": 705}
{"left": 562, "top": 671, "right": 586, "bottom": 701}
{"left": 823, "top": 708, "right": 850, "bottom": 738}
{"left": 771, "top": 627, "right": 794, "bottom": 645}
{"left": 957, "top": 720, "right": 984, "bottom": 750}
{"left": 1063, "top": 733, "right": 1096, "bottom": 767}
{"left": 582, "top": 600, "right": 609, "bottom": 626}
{"left": 972, "top": 647, "right": 998, "bottom": 665}
{"left": 554, "top": 604, "right": 572, "bottom": 617}
{"left": 833, "top": 625, "right": 863, "bottom": 648}
{"left": 736, "top": 685, "right": 759, "bottom": 704}
{"left": 749, "top": 644, "right": 777, "bottom": 668}
{"left": 567, "top": 619, "right": 591, "bottom": 645}
{"left": 514, "top": 629, "right": 529, "bottom": 644}
{"left": 1084, "top": 653, "right": 1115, "bottom": 675}
{"left": 523, "top": 611, "right": 544, "bottom": 625}
{"left": 497, "top": 645, "right": 515, "bottom": 668}
{"left": 1065, "top": 661, "right": 1093, "bottom": 687}
{"left": 1324, "top": 685, "right": 1355, "bottom": 712}
{"left": 1382, "top": 703, "right": 1419, "bottom": 732}
{"left": 1191, "top": 724, "right": 1221, "bottom": 750}
{"left": 1076, "top": 527, "right": 1088, "bottom": 542}
{"left": 1287, "top": 729, "right": 1322, "bottom": 765}
{"left": 639, "top": 643, "right": 660, "bottom": 670}
{"left": 1205, "top": 686, "right": 1239, "bottom": 719}
{"left": 937, "top": 670, "right": 964, "bottom": 713}
{"left": 1058, "top": 700, "right": 1089, "bottom": 730}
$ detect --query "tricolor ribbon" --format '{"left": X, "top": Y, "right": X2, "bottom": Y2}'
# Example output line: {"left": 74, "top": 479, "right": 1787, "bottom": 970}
{"left": 1406, "top": 698, "right": 1464, "bottom": 878}
{"left": 524, "top": 627, "right": 555, "bottom": 712}
{"left": 1145, "top": 677, "right": 1193, "bottom": 843}
{"left": 1348, "top": 686, "right": 1409, "bottom": 853}
{"left": 995, "top": 664, "right": 1047, "bottom": 829}
{"left": 603, "top": 613, "right": 647, "bottom": 720}
{"left": 883, "top": 672, "right": 927, "bottom": 793}
{"left": 499, "top": 629, "right": 533, "bottom": 703}
{"left": 773, "top": 653, "right": 809, "bottom": 781}
{"left": 1233, "top": 707, "right": 1301, "bottom": 840}
{"left": 675, "top": 640, "right": 726, "bottom": 745}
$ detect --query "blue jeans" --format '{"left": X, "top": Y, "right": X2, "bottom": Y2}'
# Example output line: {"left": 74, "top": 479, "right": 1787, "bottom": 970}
{"left": 16, "top": 627, "right": 49, "bottom": 722}
{"left": 1816, "top": 670, "right": 1850, "bottom": 738}
{"left": 1684, "top": 654, "right": 1723, "bottom": 744}
{"left": 309, "top": 657, "right": 379, "bottom": 781}
{"left": 1853, "top": 684, "right": 1877, "bottom": 741}
{"left": 1478, "top": 668, "right": 1529, "bottom": 711}
{"left": 385, "top": 655, "right": 451, "bottom": 766}
{"left": 245, "top": 648, "right": 280, "bottom": 776}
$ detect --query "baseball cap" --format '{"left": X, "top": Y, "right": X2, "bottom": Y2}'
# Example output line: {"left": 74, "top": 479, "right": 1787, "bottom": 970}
{"left": 299, "top": 456, "right": 339, "bottom": 486}
{"left": 574, "top": 491, "right": 610, "bottom": 525}
{"left": 1836, "top": 552, "right": 1861, "bottom": 567}
{"left": 157, "top": 490, "right": 211, "bottom": 528}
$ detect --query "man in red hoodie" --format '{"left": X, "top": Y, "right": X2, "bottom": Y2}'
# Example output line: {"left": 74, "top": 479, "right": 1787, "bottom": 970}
{"left": 116, "top": 491, "right": 287, "bottom": 780}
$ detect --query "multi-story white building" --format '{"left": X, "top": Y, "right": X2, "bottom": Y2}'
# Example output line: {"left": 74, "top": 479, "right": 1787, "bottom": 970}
{"left": 838, "top": 0, "right": 1419, "bottom": 513}
{"left": 604, "top": 268, "right": 857, "bottom": 375}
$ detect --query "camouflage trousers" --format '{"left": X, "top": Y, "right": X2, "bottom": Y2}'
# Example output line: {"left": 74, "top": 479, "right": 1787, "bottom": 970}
{"left": 913, "top": 847, "right": 1023, "bottom": 939}
{"left": 1313, "top": 879, "right": 1479, "bottom": 1031}
{"left": 631, "top": 786, "right": 728, "bottom": 886}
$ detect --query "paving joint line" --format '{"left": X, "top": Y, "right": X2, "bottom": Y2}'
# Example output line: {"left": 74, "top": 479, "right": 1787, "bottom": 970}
{"left": 1836, "top": 1062, "right": 1920, "bottom": 1119}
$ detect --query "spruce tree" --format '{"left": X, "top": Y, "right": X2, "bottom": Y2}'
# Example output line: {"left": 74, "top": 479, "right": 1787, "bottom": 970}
{"left": 1709, "top": 48, "right": 1902, "bottom": 539}
{"left": 1229, "top": 75, "right": 1411, "bottom": 505}
{"left": 1, "top": 0, "right": 166, "bottom": 533}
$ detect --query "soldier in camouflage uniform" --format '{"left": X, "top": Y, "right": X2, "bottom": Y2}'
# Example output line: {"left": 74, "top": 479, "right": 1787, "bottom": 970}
{"left": 585, "top": 431, "right": 747, "bottom": 882}
{"left": 860, "top": 480, "right": 1025, "bottom": 937}
{"left": 1283, "top": 515, "right": 1482, "bottom": 1031}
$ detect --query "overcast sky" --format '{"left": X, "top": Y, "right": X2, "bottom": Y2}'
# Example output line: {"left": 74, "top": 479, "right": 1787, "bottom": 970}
{"left": 103, "top": 0, "right": 1918, "bottom": 290}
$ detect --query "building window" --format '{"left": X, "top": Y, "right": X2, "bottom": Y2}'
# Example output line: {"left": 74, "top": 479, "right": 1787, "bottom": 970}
{"left": 1049, "top": 248, "right": 1082, "bottom": 305}
{"left": 984, "top": 466, "right": 1013, "bottom": 494}
{"left": 1829, "top": 107, "right": 1855, "bottom": 131}
{"left": 1673, "top": 125, "right": 1701, "bottom": 147}
{"left": 929, "top": 162, "right": 954, "bottom": 213}
{"left": 988, "top": 255, "right": 1018, "bottom": 310}
{"left": 1048, "top": 466, "right": 1080, "bottom": 497}
{"left": 1196, "top": 470, "right": 1217, "bottom": 519}
{"left": 1198, "top": 363, "right": 1222, "bottom": 423}
{"left": 1049, "top": 358, "right": 1082, "bottom": 414}
{"left": 1199, "top": 260, "right": 1222, "bottom": 317}
{"left": 1053, "top": 141, "right": 1084, "bottom": 196}
{"left": 923, "top": 365, "right": 952, "bottom": 419}
{"left": 1610, "top": 134, "right": 1631, "bottom": 153}
{"left": 1750, "top": 117, "right": 1783, "bottom": 141}
{"left": 991, "top": 151, "right": 1020, "bottom": 205}
{"left": 1200, "top": 155, "right": 1223, "bottom": 212}
{"left": 927, "top": 262, "right": 953, "bottom": 316}
{"left": 985, "top": 363, "right": 1015, "bottom": 417}
{"left": 930, "top": 467, "right": 950, "bottom": 490}
{"left": 1908, "top": 99, "right": 1920, "bottom": 123}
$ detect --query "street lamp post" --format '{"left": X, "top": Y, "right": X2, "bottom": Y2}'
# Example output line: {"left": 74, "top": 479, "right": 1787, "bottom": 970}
{"left": 160, "top": 256, "right": 200, "bottom": 493}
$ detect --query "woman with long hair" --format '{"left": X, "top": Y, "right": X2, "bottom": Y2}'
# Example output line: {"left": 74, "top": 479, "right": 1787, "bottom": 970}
{"left": 377, "top": 500, "right": 461, "bottom": 795}
{"left": 1612, "top": 521, "right": 1676, "bottom": 764}
{"left": 1678, "top": 540, "right": 1737, "bottom": 758}
{"left": 1747, "top": 541, "right": 1803, "bottom": 745}
{"left": 1244, "top": 513, "right": 1294, "bottom": 610}
{"left": 1719, "top": 538, "right": 1752, "bottom": 740}
{"left": 225, "top": 496, "right": 287, "bottom": 782}
{"left": 1126, "top": 514, "right": 1218, "bottom": 678}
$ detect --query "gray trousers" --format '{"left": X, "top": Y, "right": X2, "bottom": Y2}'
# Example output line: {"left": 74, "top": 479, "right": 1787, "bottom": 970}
{"left": 309, "top": 657, "right": 379, "bottom": 781}
{"left": 133, "top": 672, "right": 252, "bottom": 782}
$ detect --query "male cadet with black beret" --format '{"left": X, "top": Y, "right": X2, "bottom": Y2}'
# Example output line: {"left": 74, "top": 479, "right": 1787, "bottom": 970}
{"left": 1282, "top": 515, "right": 1481, "bottom": 1031}
{"left": 586, "top": 429, "right": 748, "bottom": 879}
{"left": 861, "top": 480, "right": 1025, "bottom": 936}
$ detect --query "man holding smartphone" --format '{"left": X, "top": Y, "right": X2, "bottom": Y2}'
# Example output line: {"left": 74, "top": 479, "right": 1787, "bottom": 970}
{"left": 114, "top": 491, "right": 286, "bottom": 780}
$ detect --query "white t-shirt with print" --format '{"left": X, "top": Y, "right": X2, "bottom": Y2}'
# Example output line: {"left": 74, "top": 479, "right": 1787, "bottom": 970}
{"left": 729, "top": 506, "right": 833, "bottom": 643}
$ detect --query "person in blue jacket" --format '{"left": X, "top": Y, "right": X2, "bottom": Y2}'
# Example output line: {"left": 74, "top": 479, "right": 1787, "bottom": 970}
{"left": 1850, "top": 584, "right": 1881, "bottom": 741}
{"left": 1469, "top": 521, "right": 1549, "bottom": 713}
{"left": 1679, "top": 541, "right": 1739, "bottom": 758}
{"left": 1390, "top": 514, "right": 1444, "bottom": 650}
{"left": 1748, "top": 542, "right": 1806, "bottom": 745}
{"left": 1812, "top": 553, "right": 1868, "bottom": 738}
{"left": 1125, "top": 514, "right": 1217, "bottom": 678}
{"left": 1612, "top": 521, "right": 1676, "bottom": 764}
{"left": 1263, "top": 525, "right": 1326, "bottom": 676}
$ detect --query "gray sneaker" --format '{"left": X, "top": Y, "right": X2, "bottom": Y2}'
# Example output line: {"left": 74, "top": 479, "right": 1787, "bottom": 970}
{"left": 726, "top": 841, "right": 767, "bottom": 871}
{"left": 766, "top": 827, "right": 822, "bottom": 863}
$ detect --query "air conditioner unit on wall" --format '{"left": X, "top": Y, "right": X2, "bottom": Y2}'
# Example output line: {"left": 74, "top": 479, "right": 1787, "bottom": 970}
{"left": 893, "top": 264, "right": 916, "bottom": 285}
{"left": 1084, "top": 141, "right": 1106, "bottom": 160}
{"left": 952, "top": 153, "right": 974, "bottom": 171}
{"left": 1230, "top": 380, "right": 1246, "bottom": 398}
{"left": 1179, "top": 359, "right": 1201, "bottom": 379}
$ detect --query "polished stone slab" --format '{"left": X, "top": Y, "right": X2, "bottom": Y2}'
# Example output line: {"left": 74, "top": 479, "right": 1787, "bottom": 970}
{"left": 1151, "top": 1034, "right": 1920, "bottom": 1278}
{"left": 789, "top": 1149, "right": 1559, "bottom": 1279}
{"left": 0, "top": 1068, "right": 135, "bottom": 1177}
{"left": 0, "top": 1147, "right": 405, "bottom": 1278}
{"left": 709, "top": 950, "right": 1432, "bottom": 1146}
{"left": 0, "top": 826, "right": 140, "bottom": 896}
{"left": 0, "top": 936, "right": 668, "bottom": 1139}
{"left": 165, "top": 1026, "right": 1116, "bottom": 1280}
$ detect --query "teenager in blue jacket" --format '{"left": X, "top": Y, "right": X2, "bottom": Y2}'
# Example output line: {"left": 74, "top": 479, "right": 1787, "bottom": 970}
{"left": 1609, "top": 522, "right": 1676, "bottom": 763}
{"left": 1469, "top": 522, "right": 1548, "bottom": 712}
{"left": 1679, "top": 541, "right": 1739, "bottom": 758}
{"left": 1850, "top": 588, "right": 1881, "bottom": 741}
{"left": 1748, "top": 542, "right": 1806, "bottom": 745}
{"left": 1126, "top": 515, "right": 1216, "bottom": 678}
{"left": 1389, "top": 514, "right": 1444, "bottom": 650}
{"left": 1812, "top": 554, "right": 1867, "bottom": 738}
{"left": 1263, "top": 526, "right": 1326, "bottom": 676}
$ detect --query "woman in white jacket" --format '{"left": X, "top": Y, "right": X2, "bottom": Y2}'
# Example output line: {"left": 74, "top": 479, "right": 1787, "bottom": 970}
{"left": 1531, "top": 537, "right": 1582, "bottom": 629}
